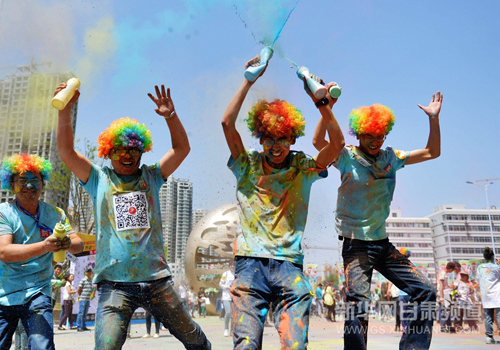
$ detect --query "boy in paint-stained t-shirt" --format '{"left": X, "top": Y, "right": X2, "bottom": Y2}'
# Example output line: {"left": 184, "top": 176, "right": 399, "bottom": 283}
{"left": 222, "top": 55, "right": 344, "bottom": 349}
{"left": 313, "top": 94, "right": 443, "bottom": 350}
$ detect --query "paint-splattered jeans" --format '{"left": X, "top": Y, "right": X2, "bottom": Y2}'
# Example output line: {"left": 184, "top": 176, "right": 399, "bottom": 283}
{"left": 231, "top": 257, "right": 312, "bottom": 350}
{"left": 95, "top": 277, "right": 211, "bottom": 350}
{"left": 342, "top": 238, "right": 436, "bottom": 350}
{"left": 0, "top": 292, "right": 54, "bottom": 350}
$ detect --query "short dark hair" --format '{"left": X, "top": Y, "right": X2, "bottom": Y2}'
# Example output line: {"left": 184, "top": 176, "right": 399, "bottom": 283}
{"left": 484, "top": 247, "right": 495, "bottom": 261}
{"left": 446, "top": 262, "right": 455, "bottom": 270}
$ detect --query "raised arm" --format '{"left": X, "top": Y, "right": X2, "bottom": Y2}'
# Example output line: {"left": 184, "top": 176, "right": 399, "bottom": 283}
{"left": 55, "top": 83, "right": 92, "bottom": 183}
{"left": 405, "top": 91, "right": 442, "bottom": 165}
{"left": 148, "top": 85, "right": 190, "bottom": 180}
{"left": 221, "top": 56, "right": 266, "bottom": 160}
{"left": 307, "top": 82, "right": 345, "bottom": 167}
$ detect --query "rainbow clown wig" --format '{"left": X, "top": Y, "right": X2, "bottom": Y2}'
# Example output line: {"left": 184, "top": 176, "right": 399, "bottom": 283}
{"left": 245, "top": 99, "right": 305, "bottom": 139}
{"left": 97, "top": 117, "right": 153, "bottom": 158}
{"left": 399, "top": 247, "right": 412, "bottom": 258}
{"left": 0, "top": 153, "right": 52, "bottom": 191}
{"left": 348, "top": 103, "right": 395, "bottom": 137}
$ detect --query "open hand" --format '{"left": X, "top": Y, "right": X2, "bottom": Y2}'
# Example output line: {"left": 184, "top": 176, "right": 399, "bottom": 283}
{"left": 418, "top": 91, "right": 443, "bottom": 117}
{"left": 148, "top": 85, "right": 175, "bottom": 118}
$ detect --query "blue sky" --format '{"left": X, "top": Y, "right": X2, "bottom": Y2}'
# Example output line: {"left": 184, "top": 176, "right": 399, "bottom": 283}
{"left": 1, "top": 0, "right": 499, "bottom": 266}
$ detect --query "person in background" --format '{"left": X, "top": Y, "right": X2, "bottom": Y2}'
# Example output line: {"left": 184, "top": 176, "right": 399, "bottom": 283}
{"left": 58, "top": 274, "right": 77, "bottom": 330}
{"left": 324, "top": 282, "right": 335, "bottom": 322}
{"left": 143, "top": 310, "right": 161, "bottom": 338}
{"left": 76, "top": 267, "right": 94, "bottom": 332}
{"left": 438, "top": 262, "right": 456, "bottom": 333}
{"left": 219, "top": 263, "right": 235, "bottom": 337}
{"left": 477, "top": 247, "right": 500, "bottom": 344}
{"left": 315, "top": 283, "right": 324, "bottom": 318}
{"left": 454, "top": 270, "right": 478, "bottom": 332}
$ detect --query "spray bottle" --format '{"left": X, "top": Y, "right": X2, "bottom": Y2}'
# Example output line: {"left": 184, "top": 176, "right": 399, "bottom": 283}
{"left": 52, "top": 222, "right": 68, "bottom": 263}
{"left": 244, "top": 46, "right": 274, "bottom": 82}
{"left": 297, "top": 67, "right": 327, "bottom": 99}
{"left": 51, "top": 77, "right": 80, "bottom": 110}
{"left": 328, "top": 84, "right": 342, "bottom": 99}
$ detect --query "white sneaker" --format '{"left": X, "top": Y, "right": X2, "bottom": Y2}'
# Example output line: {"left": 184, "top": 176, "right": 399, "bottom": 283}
{"left": 142, "top": 334, "right": 151, "bottom": 338}
{"left": 153, "top": 333, "right": 160, "bottom": 338}
{"left": 486, "top": 336, "right": 496, "bottom": 344}
{"left": 224, "top": 329, "right": 230, "bottom": 337}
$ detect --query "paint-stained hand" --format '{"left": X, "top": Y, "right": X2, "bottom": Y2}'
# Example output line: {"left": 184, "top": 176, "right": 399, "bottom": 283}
{"left": 418, "top": 91, "right": 443, "bottom": 117}
{"left": 245, "top": 55, "right": 267, "bottom": 81}
{"left": 60, "top": 236, "right": 72, "bottom": 250}
{"left": 148, "top": 85, "right": 175, "bottom": 118}
{"left": 54, "top": 82, "right": 80, "bottom": 111}
{"left": 44, "top": 236, "right": 63, "bottom": 253}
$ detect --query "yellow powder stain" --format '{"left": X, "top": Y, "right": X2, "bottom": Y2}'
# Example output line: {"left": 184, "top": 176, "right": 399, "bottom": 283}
{"left": 293, "top": 276, "right": 301, "bottom": 285}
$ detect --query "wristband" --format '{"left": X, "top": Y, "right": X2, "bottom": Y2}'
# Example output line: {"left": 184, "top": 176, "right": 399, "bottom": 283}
{"left": 165, "top": 109, "right": 176, "bottom": 119}
{"left": 315, "top": 98, "right": 329, "bottom": 108}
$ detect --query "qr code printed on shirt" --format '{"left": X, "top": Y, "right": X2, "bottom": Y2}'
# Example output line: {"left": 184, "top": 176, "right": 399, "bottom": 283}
{"left": 113, "top": 191, "right": 150, "bottom": 231}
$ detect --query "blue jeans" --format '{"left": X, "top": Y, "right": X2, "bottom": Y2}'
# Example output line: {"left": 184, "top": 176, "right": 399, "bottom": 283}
{"left": 76, "top": 300, "right": 91, "bottom": 330}
{"left": 484, "top": 308, "right": 500, "bottom": 338}
{"left": 399, "top": 295, "right": 411, "bottom": 330}
{"left": 0, "top": 293, "right": 54, "bottom": 350}
{"left": 14, "top": 319, "right": 27, "bottom": 350}
{"left": 231, "top": 257, "right": 312, "bottom": 350}
{"left": 342, "top": 238, "right": 436, "bottom": 350}
{"left": 95, "top": 277, "right": 210, "bottom": 350}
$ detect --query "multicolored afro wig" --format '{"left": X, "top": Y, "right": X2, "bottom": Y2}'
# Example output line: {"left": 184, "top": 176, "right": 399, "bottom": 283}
{"left": 97, "top": 117, "right": 153, "bottom": 158}
{"left": 0, "top": 153, "right": 52, "bottom": 191}
{"left": 348, "top": 103, "right": 395, "bottom": 136}
{"left": 245, "top": 99, "right": 305, "bottom": 139}
{"left": 398, "top": 247, "right": 412, "bottom": 258}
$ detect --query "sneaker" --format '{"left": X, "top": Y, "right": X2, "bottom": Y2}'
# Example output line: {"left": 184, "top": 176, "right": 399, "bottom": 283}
{"left": 224, "top": 329, "right": 229, "bottom": 337}
{"left": 486, "top": 336, "right": 496, "bottom": 344}
{"left": 142, "top": 334, "right": 151, "bottom": 338}
{"left": 82, "top": 327, "right": 91, "bottom": 331}
{"left": 77, "top": 329, "right": 84, "bottom": 332}
{"left": 153, "top": 333, "right": 160, "bottom": 338}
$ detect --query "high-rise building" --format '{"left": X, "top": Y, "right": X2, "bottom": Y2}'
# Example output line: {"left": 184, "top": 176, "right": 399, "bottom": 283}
{"left": 385, "top": 209, "right": 436, "bottom": 283}
{"left": 192, "top": 209, "right": 208, "bottom": 229}
{"left": 0, "top": 59, "right": 77, "bottom": 209}
{"left": 159, "top": 176, "right": 193, "bottom": 264}
{"left": 428, "top": 204, "right": 500, "bottom": 264}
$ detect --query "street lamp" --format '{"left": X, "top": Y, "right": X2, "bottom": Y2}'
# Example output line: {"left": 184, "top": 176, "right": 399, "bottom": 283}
{"left": 466, "top": 178, "right": 500, "bottom": 254}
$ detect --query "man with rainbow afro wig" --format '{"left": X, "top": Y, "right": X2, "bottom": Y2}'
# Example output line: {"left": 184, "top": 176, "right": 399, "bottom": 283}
{"left": 222, "top": 55, "right": 344, "bottom": 349}
{"left": 314, "top": 92, "right": 443, "bottom": 350}
{"left": 54, "top": 83, "right": 210, "bottom": 349}
{"left": 0, "top": 153, "right": 83, "bottom": 350}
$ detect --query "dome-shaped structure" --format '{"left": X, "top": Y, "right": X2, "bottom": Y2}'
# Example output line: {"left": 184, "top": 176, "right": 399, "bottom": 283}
{"left": 184, "top": 203, "right": 238, "bottom": 314}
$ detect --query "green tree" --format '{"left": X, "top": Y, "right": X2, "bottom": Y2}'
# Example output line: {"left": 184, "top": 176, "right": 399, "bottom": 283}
{"left": 46, "top": 139, "right": 107, "bottom": 234}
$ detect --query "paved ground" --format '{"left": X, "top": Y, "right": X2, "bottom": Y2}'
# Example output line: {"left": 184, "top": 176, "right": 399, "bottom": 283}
{"left": 11, "top": 315, "right": 498, "bottom": 349}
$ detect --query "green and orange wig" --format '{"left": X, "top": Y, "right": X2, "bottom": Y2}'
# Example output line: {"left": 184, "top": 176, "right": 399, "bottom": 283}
{"left": 97, "top": 117, "right": 153, "bottom": 158}
{"left": 245, "top": 99, "right": 305, "bottom": 139}
{"left": 348, "top": 103, "right": 395, "bottom": 136}
{"left": 0, "top": 153, "right": 52, "bottom": 191}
